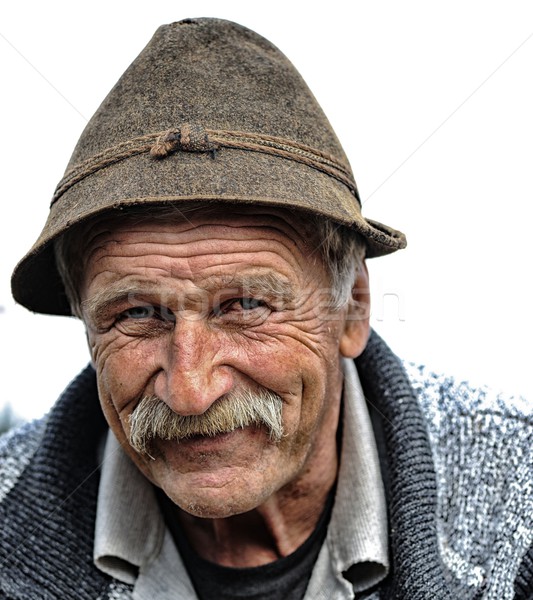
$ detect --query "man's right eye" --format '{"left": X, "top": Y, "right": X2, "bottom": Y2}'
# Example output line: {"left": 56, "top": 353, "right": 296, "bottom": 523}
{"left": 114, "top": 305, "right": 175, "bottom": 337}
{"left": 119, "top": 306, "right": 156, "bottom": 320}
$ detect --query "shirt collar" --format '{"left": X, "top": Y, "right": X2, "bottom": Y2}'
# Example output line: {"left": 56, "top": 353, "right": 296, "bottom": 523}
{"left": 94, "top": 432, "right": 165, "bottom": 584}
{"left": 326, "top": 357, "right": 389, "bottom": 592}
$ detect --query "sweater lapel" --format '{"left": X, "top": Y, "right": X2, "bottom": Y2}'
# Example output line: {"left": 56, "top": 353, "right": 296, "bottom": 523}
{"left": 356, "top": 331, "right": 454, "bottom": 599}
{"left": 0, "top": 365, "right": 113, "bottom": 599}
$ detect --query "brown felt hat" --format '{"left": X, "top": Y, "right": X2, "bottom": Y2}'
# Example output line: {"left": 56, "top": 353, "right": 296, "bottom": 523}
{"left": 11, "top": 17, "right": 406, "bottom": 316}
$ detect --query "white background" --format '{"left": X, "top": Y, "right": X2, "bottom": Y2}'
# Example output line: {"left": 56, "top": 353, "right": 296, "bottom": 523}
{"left": 1, "top": 1, "right": 532, "bottom": 420}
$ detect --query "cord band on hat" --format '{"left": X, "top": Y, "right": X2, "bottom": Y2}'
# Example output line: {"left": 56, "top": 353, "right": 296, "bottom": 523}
{"left": 51, "top": 124, "right": 360, "bottom": 207}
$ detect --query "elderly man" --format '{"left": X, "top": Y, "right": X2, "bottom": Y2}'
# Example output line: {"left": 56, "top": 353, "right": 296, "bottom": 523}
{"left": 1, "top": 18, "right": 531, "bottom": 600}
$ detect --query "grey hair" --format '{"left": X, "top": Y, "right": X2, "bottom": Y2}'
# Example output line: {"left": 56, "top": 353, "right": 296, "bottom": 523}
{"left": 54, "top": 204, "right": 366, "bottom": 318}
{"left": 316, "top": 216, "right": 366, "bottom": 310}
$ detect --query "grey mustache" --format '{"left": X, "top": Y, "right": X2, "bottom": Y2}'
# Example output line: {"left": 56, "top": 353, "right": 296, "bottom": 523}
{"left": 128, "top": 388, "right": 284, "bottom": 456}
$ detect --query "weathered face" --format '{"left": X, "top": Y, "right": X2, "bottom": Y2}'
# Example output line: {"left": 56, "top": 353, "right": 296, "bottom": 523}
{"left": 81, "top": 208, "right": 369, "bottom": 518}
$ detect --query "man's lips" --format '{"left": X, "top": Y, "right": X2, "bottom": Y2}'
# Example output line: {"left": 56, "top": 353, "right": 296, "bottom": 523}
{"left": 158, "top": 425, "right": 267, "bottom": 451}
{"left": 179, "top": 429, "right": 240, "bottom": 444}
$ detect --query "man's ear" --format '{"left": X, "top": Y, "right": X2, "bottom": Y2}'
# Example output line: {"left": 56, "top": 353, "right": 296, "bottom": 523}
{"left": 339, "top": 262, "right": 370, "bottom": 359}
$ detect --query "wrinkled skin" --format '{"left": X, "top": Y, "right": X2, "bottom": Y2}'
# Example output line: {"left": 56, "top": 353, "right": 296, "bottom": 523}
{"left": 81, "top": 207, "right": 370, "bottom": 565}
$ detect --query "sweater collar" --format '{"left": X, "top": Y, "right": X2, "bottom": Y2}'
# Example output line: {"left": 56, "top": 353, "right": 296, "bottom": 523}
{"left": 356, "top": 330, "right": 454, "bottom": 599}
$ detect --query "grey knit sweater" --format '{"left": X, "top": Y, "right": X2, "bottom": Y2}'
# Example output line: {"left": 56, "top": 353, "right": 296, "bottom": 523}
{"left": 0, "top": 332, "right": 531, "bottom": 599}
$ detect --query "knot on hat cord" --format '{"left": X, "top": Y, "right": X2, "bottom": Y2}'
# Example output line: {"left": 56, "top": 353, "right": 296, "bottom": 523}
{"left": 51, "top": 127, "right": 359, "bottom": 207}
{"left": 150, "top": 123, "right": 218, "bottom": 158}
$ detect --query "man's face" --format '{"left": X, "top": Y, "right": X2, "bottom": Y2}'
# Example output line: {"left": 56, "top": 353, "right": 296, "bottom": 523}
{"left": 81, "top": 207, "right": 369, "bottom": 518}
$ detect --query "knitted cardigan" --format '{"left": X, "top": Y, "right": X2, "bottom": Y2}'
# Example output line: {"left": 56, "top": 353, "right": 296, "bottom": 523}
{"left": 0, "top": 332, "right": 531, "bottom": 600}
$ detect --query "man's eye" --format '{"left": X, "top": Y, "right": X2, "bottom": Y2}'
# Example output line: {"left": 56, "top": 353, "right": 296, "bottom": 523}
{"left": 238, "top": 298, "right": 264, "bottom": 310}
{"left": 114, "top": 305, "right": 175, "bottom": 337}
{"left": 213, "top": 297, "right": 271, "bottom": 320}
{"left": 119, "top": 306, "right": 156, "bottom": 320}
{"left": 119, "top": 305, "right": 176, "bottom": 322}
{"left": 220, "top": 298, "right": 265, "bottom": 313}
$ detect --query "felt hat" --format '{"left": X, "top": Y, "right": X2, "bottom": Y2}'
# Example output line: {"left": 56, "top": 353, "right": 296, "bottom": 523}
{"left": 11, "top": 18, "right": 406, "bottom": 316}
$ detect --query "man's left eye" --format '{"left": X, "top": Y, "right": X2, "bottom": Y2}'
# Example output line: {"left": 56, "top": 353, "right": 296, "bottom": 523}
{"left": 237, "top": 298, "right": 264, "bottom": 310}
{"left": 217, "top": 297, "right": 267, "bottom": 315}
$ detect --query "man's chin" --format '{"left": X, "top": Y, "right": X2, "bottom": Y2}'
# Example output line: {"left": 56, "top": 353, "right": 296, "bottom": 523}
{"left": 135, "top": 427, "right": 282, "bottom": 517}
{"left": 161, "top": 464, "right": 274, "bottom": 519}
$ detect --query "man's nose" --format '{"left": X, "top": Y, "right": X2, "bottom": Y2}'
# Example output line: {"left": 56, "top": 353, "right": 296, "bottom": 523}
{"left": 153, "top": 319, "right": 234, "bottom": 415}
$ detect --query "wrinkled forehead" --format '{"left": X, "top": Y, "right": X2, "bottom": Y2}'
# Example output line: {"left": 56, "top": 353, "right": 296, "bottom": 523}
{"left": 76, "top": 203, "right": 331, "bottom": 313}
{"left": 79, "top": 203, "right": 322, "bottom": 257}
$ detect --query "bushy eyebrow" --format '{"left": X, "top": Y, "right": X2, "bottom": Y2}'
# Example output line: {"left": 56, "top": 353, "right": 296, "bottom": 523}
{"left": 82, "top": 272, "right": 295, "bottom": 324}
{"left": 82, "top": 279, "right": 159, "bottom": 324}
{"left": 205, "top": 273, "right": 295, "bottom": 302}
